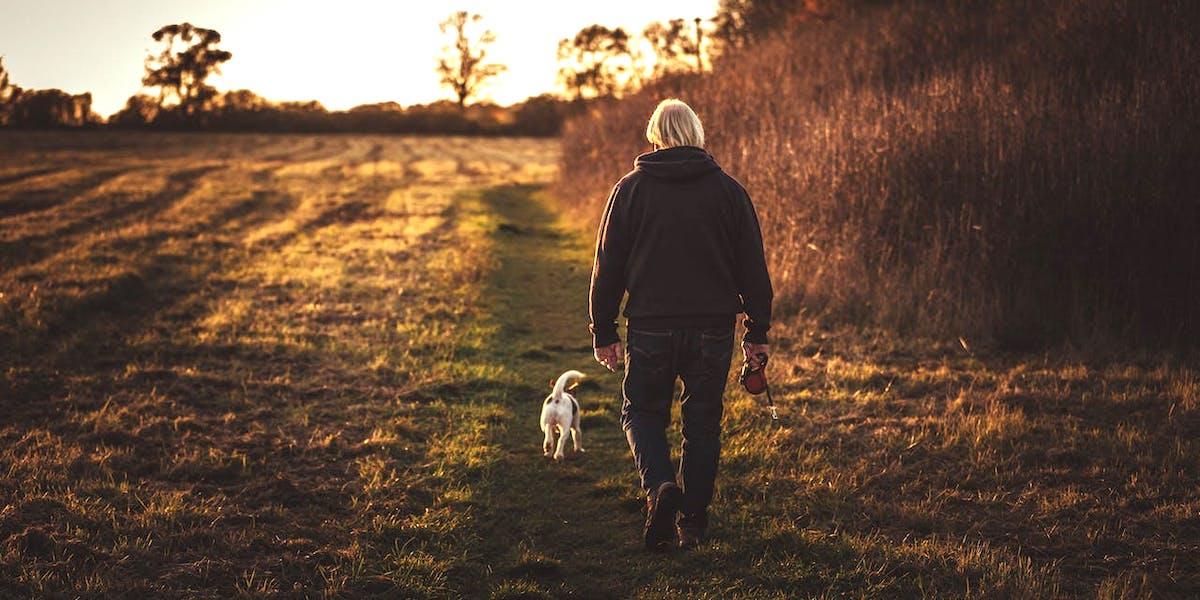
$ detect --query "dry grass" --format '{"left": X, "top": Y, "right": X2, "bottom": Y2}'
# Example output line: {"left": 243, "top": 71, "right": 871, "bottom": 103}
{"left": 0, "top": 131, "right": 557, "bottom": 597}
{"left": 555, "top": 0, "right": 1200, "bottom": 347}
{"left": 713, "top": 321, "right": 1200, "bottom": 597}
{"left": 1, "top": 132, "right": 1197, "bottom": 597}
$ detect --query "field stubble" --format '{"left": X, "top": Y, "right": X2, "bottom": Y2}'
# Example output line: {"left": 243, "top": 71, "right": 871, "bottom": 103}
{"left": 0, "top": 132, "right": 1196, "bottom": 598}
{"left": 0, "top": 132, "right": 558, "bottom": 596}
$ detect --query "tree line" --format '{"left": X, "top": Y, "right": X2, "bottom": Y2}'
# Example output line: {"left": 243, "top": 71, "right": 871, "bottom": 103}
{"left": 0, "top": 2, "right": 782, "bottom": 135}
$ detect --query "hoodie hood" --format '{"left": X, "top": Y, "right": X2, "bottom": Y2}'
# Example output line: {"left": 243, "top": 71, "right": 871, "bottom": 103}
{"left": 634, "top": 146, "right": 721, "bottom": 181}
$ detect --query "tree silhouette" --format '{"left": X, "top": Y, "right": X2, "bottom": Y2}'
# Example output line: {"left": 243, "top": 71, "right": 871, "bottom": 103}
{"left": 218, "top": 89, "right": 270, "bottom": 113}
{"left": 0, "top": 57, "right": 95, "bottom": 128}
{"left": 142, "top": 23, "right": 232, "bottom": 118}
{"left": 0, "top": 57, "right": 13, "bottom": 101}
{"left": 643, "top": 19, "right": 707, "bottom": 76}
{"left": 714, "top": 0, "right": 827, "bottom": 50}
{"left": 9, "top": 89, "right": 96, "bottom": 128}
{"left": 110, "top": 94, "right": 161, "bottom": 128}
{"left": 557, "top": 25, "right": 632, "bottom": 100}
{"left": 436, "top": 12, "right": 506, "bottom": 109}
{"left": 0, "top": 56, "right": 22, "bottom": 126}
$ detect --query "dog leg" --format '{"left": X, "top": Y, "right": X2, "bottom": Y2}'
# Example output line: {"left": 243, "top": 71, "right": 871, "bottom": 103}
{"left": 571, "top": 426, "right": 585, "bottom": 453}
{"left": 553, "top": 425, "right": 569, "bottom": 461}
{"left": 542, "top": 426, "right": 554, "bottom": 457}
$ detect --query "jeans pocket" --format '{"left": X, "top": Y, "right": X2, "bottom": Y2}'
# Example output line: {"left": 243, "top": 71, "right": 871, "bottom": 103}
{"left": 698, "top": 327, "right": 735, "bottom": 369}
{"left": 627, "top": 329, "right": 671, "bottom": 376}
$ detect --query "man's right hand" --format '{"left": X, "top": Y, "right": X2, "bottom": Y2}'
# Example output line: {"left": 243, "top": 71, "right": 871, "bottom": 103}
{"left": 594, "top": 342, "right": 624, "bottom": 372}
{"left": 742, "top": 342, "right": 770, "bottom": 370}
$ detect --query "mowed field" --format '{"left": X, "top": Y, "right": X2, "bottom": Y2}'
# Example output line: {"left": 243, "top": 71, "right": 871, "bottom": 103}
{"left": 1, "top": 132, "right": 1197, "bottom": 598}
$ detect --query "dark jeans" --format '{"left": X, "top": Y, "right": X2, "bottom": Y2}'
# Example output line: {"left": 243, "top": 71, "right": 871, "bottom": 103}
{"left": 621, "top": 326, "right": 734, "bottom": 530}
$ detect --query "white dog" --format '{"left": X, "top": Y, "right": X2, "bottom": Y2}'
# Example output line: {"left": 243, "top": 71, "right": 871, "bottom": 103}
{"left": 541, "top": 370, "right": 585, "bottom": 460}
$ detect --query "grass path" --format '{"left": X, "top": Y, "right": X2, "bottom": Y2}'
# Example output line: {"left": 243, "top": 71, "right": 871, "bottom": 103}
{"left": 462, "top": 185, "right": 651, "bottom": 598}
{"left": 449, "top": 185, "right": 836, "bottom": 598}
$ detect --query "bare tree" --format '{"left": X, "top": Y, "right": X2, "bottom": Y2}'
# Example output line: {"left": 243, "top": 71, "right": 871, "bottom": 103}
{"left": 557, "top": 25, "right": 632, "bottom": 101}
{"left": 436, "top": 11, "right": 507, "bottom": 109}
{"left": 142, "top": 23, "right": 232, "bottom": 118}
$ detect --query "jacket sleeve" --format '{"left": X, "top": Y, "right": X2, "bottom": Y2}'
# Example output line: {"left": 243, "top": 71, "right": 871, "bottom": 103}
{"left": 589, "top": 181, "right": 631, "bottom": 347}
{"left": 733, "top": 185, "right": 774, "bottom": 344}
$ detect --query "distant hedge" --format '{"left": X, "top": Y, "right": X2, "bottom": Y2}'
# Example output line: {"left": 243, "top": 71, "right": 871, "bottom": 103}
{"left": 2, "top": 90, "right": 573, "bottom": 138}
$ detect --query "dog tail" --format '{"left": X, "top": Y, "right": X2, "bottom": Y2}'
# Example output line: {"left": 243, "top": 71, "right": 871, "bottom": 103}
{"left": 551, "top": 370, "right": 586, "bottom": 401}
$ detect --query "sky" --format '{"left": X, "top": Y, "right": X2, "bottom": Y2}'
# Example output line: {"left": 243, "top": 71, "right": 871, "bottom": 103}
{"left": 0, "top": 0, "right": 719, "bottom": 117}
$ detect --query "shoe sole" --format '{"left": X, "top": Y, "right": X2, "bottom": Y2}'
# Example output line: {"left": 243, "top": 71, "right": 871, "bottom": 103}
{"left": 645, "top": 485, "right": 682, "bottom": 551}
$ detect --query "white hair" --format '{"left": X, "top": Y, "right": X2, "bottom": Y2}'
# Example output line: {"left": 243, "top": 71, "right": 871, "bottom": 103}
{"left": 645, "top": 98, "right": 705, "bottom": 149}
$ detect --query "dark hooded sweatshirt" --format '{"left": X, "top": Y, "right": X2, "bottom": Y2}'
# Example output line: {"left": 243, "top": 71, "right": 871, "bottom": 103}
{"left": 589, "top": 145, "right": 774, "bottom": 347}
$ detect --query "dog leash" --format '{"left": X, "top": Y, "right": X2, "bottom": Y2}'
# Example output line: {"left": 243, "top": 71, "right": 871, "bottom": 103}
{"left": 740, "top": 352, "right": 778, "bottom": 421}
{"left": 765, "top": 383, "right": 778, "bottom": 421}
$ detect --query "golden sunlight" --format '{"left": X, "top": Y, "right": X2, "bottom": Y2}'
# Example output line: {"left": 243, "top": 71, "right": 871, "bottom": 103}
{"left": 1, "top": 0, "right": 717, "bottom": 116}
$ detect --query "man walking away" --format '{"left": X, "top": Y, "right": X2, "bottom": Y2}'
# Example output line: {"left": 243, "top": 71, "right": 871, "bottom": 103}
{"left": 589, "top": 98, "right": 774, "bottom": 551}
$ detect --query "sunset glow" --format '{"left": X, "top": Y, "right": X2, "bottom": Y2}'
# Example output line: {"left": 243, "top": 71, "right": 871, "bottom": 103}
{"left": 1, "top": 0, "right": 718, "bottom": 117}
{"left": 2, "top": 1, "right": 1197, "bottom": 595}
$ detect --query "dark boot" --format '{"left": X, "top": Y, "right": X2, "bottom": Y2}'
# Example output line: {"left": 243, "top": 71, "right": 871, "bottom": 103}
{"left": 644, "top": 481, "right": 682, "bottom": 551}
{"left": 677, "top": 525, "right": 704, "bottom": 549}
{"left": 677, "top": 510, "right": 707, "bottom": 549}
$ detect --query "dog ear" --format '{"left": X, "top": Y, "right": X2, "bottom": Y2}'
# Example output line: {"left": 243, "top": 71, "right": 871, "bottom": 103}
{"left": 549, "top": 378, "right": 556, "bottom": 389}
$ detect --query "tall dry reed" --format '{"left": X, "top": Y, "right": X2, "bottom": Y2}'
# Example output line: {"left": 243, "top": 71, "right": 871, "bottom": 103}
{"left": 555, "top": 0, "right": 1200, "bottom": 348}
